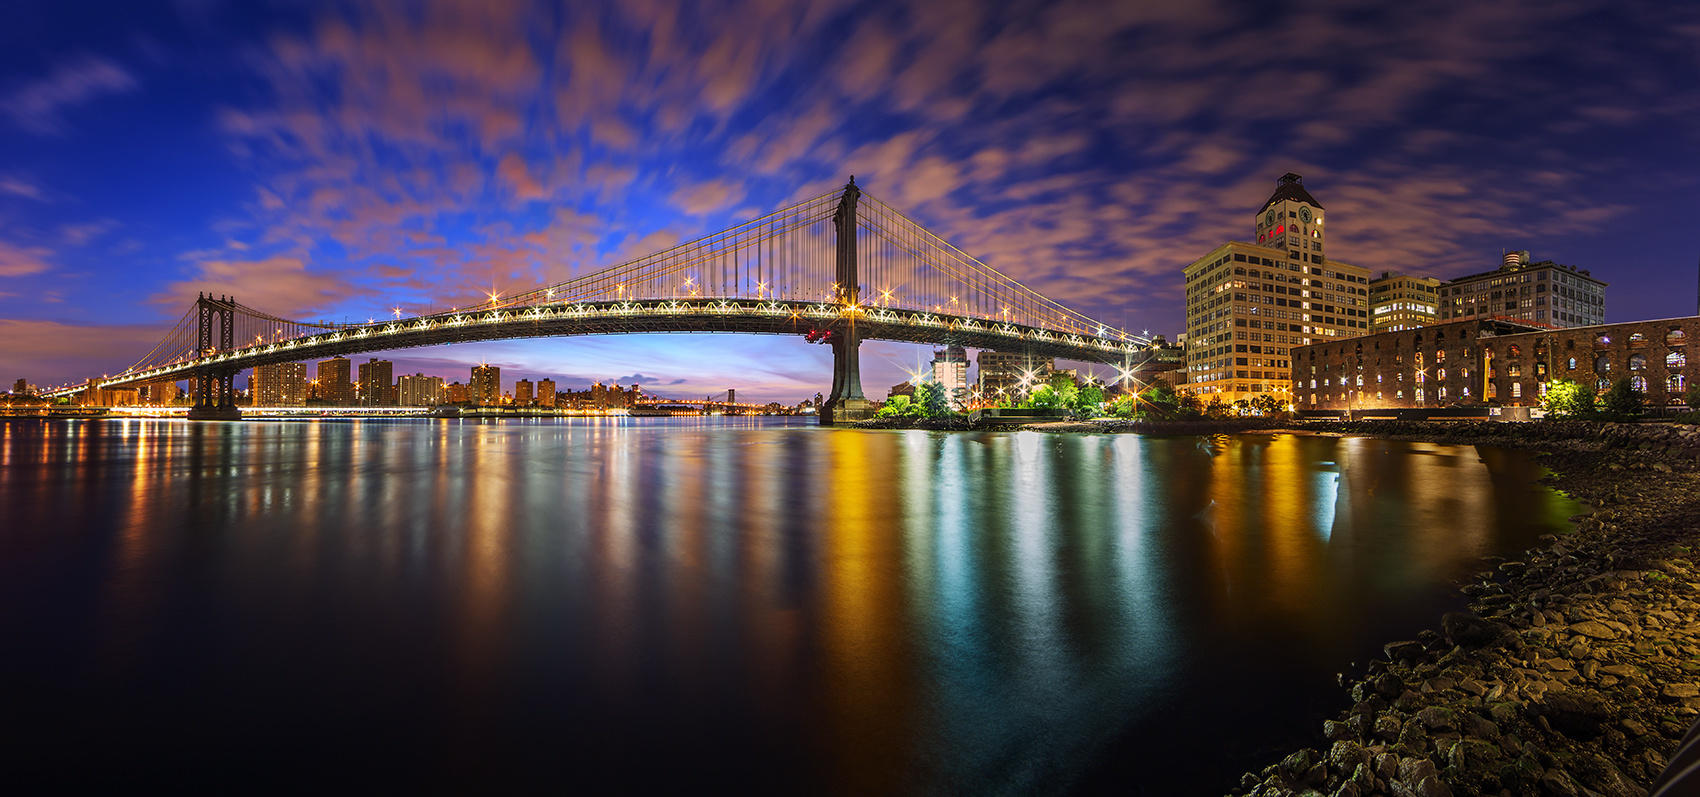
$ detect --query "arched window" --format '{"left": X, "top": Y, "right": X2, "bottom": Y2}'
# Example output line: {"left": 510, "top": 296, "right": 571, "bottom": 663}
{"left": 1508, "top": 363, "right": 1521, "bottom": 377}
{"left": 1631, "top": 375, "right": 1647, "bottom": 392}
{"left": 1668, "top": 328, "right": 1688, "bottom": 346}
{"left": 1629, "top": 353, "right": 1647, "bottom": 371}
{"left": 1668, "top": 374, "right": 1685, "bottom": 394}
{"left": 1567, "top": 357, "right": 1577, "bottom": 371}
{"left": 1595, "top": 356, "right": 1611, "bottom": 373}
{"left": 1437, "top": 368, "right": 1447, "bottom": 380}
{"left": 1436, "top": 349, "right": 1446, "bottom": 364}
{"left": 1597, "top": 377, "right": 1611, "bottom": 392}
{"left": 1487, "top": 382, "right": 1497, "bottom": 399}
{"left": 1670, "top": 350, "right": 1687, "bottom": 369}
{"left": 1508, "top": 344, "right": 1522, "bottom": 357}
{"left": 1596, "top": 334, "right": 1612, "bottom": 346}
{"left": 1629, "top": 332, "right": 1647, "bottom": 346}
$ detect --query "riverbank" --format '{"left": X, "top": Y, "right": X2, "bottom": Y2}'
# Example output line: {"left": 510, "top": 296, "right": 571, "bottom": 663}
{"left": 1221, "top": 420, "right": 1700, "bottom": 796}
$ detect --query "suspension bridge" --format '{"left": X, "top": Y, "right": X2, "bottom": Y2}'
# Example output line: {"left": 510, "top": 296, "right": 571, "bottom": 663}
{"left": 45, "top": 179, "right": 1159, "bottom": 423}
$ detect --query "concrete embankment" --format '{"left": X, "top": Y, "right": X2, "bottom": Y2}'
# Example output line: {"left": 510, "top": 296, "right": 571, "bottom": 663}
{"left": 1224, "top": 420, "right": 1700, "bottom": 797}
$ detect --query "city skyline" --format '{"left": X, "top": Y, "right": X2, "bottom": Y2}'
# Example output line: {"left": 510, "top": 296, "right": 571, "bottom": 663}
{"left": 2, "top": 2, "right": 1698, "bottom": 402}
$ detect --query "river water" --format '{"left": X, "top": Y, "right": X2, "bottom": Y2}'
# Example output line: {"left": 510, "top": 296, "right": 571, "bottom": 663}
{"left": 0, "top": 418, "right": 1579, "bottom": 793}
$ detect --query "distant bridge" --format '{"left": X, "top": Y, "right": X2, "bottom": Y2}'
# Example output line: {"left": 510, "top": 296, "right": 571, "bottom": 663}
{"left": 46, "top": 179, "right": 1160, "bottom": 423}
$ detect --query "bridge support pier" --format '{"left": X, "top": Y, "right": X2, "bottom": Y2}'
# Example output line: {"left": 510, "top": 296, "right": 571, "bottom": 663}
{"left": 188, "top": 293, "right": 242, "bottom": 420}
{"left": 821, "top": 177, "right": 873, "bottom": 426}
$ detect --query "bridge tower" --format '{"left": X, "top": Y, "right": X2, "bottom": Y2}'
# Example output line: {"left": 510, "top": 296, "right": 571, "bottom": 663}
{"left": 822, "top": 178, "right": 874, "bottom": 425}
{"left": 188, "top": 293, "right": 242, "bottom": 420}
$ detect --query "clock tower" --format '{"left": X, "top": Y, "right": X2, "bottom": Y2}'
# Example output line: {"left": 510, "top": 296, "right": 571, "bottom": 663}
{"left": 1254, "top": 172, "right": 1324, "bottom": 264}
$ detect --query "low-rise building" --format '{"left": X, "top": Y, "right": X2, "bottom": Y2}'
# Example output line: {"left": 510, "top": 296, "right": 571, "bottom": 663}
{"left": 1292, "top": 316, "right": 1698, "bottom": 411}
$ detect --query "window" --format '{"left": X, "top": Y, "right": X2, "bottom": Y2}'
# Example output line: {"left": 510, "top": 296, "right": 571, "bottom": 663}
{"left": 1596, "top": 334, "right": 1612, "bottom": 346}
{"left": 1508, "top": 363, "right": 1521, "bottom": 377}
{"left": 1595, "top": 356, "right": 1611, "bottom": 373}
{"left": 1668, "top": 328, "right": 1688, "bottom": 346}
{"left": 1669, "top": 350, "right": 1687, "bottom": 369}
{"left": 1508, "top": 344, "right": 1522, "bottom": 357}
{"left": 1567, "top": 357, "right": 1577, "bottom": 371}
{"left": 1629, "top": 332, "right": 1647, "bottom": 346}
{"left": 1671, "top": 374, "right": 1687, "bottom": 394}
{"left": 1512, "top": 382, "right": 1522, "bottom": 398}
{"left": 1630, "top": 354, "right": 1647, "bottom": 371}
{"left": 1631, "top": 376, "right": 1647, "bottom": 393}
{"left": 1598, "top": 378, "right": 1611, "bottom": 391}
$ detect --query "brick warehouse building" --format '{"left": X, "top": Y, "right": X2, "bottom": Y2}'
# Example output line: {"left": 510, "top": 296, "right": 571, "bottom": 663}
{"left": 1292, "top": 316, "right": 1698, "bottom": 411}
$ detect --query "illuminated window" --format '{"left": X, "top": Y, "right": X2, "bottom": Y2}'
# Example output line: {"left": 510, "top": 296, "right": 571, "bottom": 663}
{"left": 1671, "top": 374, "right": 1687, "bottom": 394}
{"left": 1631, "top": 376, "right": 1647, "bottom": 393}
{"left": 1668, "top": 328, "right": 1688, "bottom": 346}
{"left": 1596, "top": 334, "right": 1612, "bottom": 346}
{"left": 1567, "top": 357, "right": 1577, "bottom": 371}
{"left": 1511, "top": 382, "right": 1521, "bottom": 398}
{"left": 1669, "top": 350, "right": 1687, "bottom": 369}
{"left": 1629, "top": 354, "right": 1647, "bottom": 371}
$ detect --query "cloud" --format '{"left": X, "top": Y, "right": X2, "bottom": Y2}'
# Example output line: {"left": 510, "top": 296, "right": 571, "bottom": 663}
{"left": 157, "top": 254, "right": 363, "bottom": 318}
{"left": 0, "top": 177, "right": 45, "bottom": 201}
{"left": 59, "top": 219, "right": 120, "bottom": 246}
{"left": 669, "top": 180, "right": 746, "bottom": 216}
{"left": 0, "top": 240, "right": 53, "bottom": 277}
{"left": 2, "top": 55, "right": 137, "bottom": 134}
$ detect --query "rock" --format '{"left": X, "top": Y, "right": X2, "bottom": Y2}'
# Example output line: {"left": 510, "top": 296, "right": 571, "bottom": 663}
{"left": 1373, "top": 672, "right": 1406, "bottom": 699}
{"left": 1385, "top": 640, "right": 1424, "bottom": 662}
{"left": 1569, "top": 620, "right": 1619, "bottom": 640}
{"left": 1328, "top": 740, "right": 1370, "bottom": 773}
{"left": 1280, "top": 749, "right": 1316, "bottom": 781}
{"left": 1415, "top": 706, "right": 1456, "bottom": 731}
{"left": 1661, "top": 683, "right": 1699, "bottom": 700}
{"left": 1539, "top": 768, "right": 1580, "bottom": 797}
{"left": 1374, "top": 752, "right": 1398, "bottom": 780}
{"left": 1324, "top": 719, "right": 1353, "bottom": 741}
{"left": 1543, "top": 690, "right": 1613, "bottom": 738}
{"left": 1375, "top": 714, "right": 1403, "bottom": 741}
{"left": 1443, "top": 612, "right": 1504, "bottom": 648}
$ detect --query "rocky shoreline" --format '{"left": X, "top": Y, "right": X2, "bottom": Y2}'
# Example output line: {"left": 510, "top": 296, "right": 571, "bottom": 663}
{"left": 1222, "top": 420, "right": 1700, "bottom": 797}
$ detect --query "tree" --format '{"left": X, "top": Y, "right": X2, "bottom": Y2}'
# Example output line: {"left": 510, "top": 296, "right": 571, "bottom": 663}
{"left": 1177, "top": 393, "right": 1203, "bottom": 419}
{"left": 876, "top": 395, "right": 918, "bottom": 418}
{"left": 1074, "top": 383, "right": 1105, "bottom": 415}
{"left": 1232, "top": 398, "right": 1251, "bottom": 416}
{"left": 1203, "top": 397, "right": 1232, "bottom": 419}
{"left": 1250, "top": 393, "right": 1286, "bottom": 417}
{"left": 1139, "top": 383, "right": 1180, "bottom": 414}
{"left": 1601, "top": 377, "right": 1644, "bottom": 418}
{"left": 915, "top": 381, "right": 951, "bottom": 417}
{"left": 1541, "top": 378, "right": 1595, "bottom": 418}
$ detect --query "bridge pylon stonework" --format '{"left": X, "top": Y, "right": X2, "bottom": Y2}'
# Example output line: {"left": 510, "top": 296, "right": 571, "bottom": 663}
{"left": 188, "top": 294, "right": 242, "bottom": 420}
{"left": 822, "top": 178, "right": 873, "bottom": 425}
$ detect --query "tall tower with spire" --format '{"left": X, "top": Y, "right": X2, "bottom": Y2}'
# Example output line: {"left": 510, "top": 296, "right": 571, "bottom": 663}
{"left": 1181, "top": 173, "right": 1370, "bottom": 406}
{"left": 1253, "top": 173, "right": 1325, "bottom": 265}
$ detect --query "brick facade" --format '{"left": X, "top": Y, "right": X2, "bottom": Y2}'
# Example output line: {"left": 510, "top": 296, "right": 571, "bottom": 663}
{"left": 1292, "top": 316, "right": 1697, "bottom": 411}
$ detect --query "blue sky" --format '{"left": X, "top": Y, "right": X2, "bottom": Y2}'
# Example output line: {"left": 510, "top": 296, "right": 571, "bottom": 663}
{"left": 2, "top": 0, "right": 1698, "bottom": 400}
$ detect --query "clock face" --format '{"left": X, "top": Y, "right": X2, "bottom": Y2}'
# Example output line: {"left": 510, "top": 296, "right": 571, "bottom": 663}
{"left": 1265, "top": 211, "right": 1275, "bottom": 226}
{"left": 1299, "top": 207, "right": 1312, "bottom": 224}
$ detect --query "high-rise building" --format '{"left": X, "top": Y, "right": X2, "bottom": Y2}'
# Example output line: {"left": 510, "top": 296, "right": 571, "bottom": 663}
{"left": 536, "top": 378, "right": 556, "bottom": 408}
{"left": 976, "top": 351, "right": 1053, "bottom": 401}
{"left": 397, "top": 373, "right": 445, "bottom": 406}
{"left": 1437, "top": 250, "right": 1606, "bottom": 328}
{"left": 1370, "top": 272, "right": 1442, "bottom": 332}
{"left": 317, "top": 357, "right": 354, "bottom": 406}
{"left": 514, "top": 379, "right": 534, "bottom": 406}
{"left": 357, "top": 359, "right": 395, "bottom": 406}
{"left": 471, "top": 365, "right": 501, "bottom": 406}
{"left": 447, "top": 381, "right": 469, "bottom": 405}
{"left": 253, "top": 362, "right": 308, "bottom": 407}
{"left": 931, "top": 344, "right": 969, "bottom": 409}
{"left": 12, "top": 378, "right": 28, "bottom": 395}
{"left": 1183, "top": 173, "right": 1371, "bottom": 404}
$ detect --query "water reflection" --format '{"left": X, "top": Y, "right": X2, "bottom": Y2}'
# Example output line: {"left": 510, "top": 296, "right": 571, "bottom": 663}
{"left": 0, "top": 420, "right": 1579, "bottom": 792}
